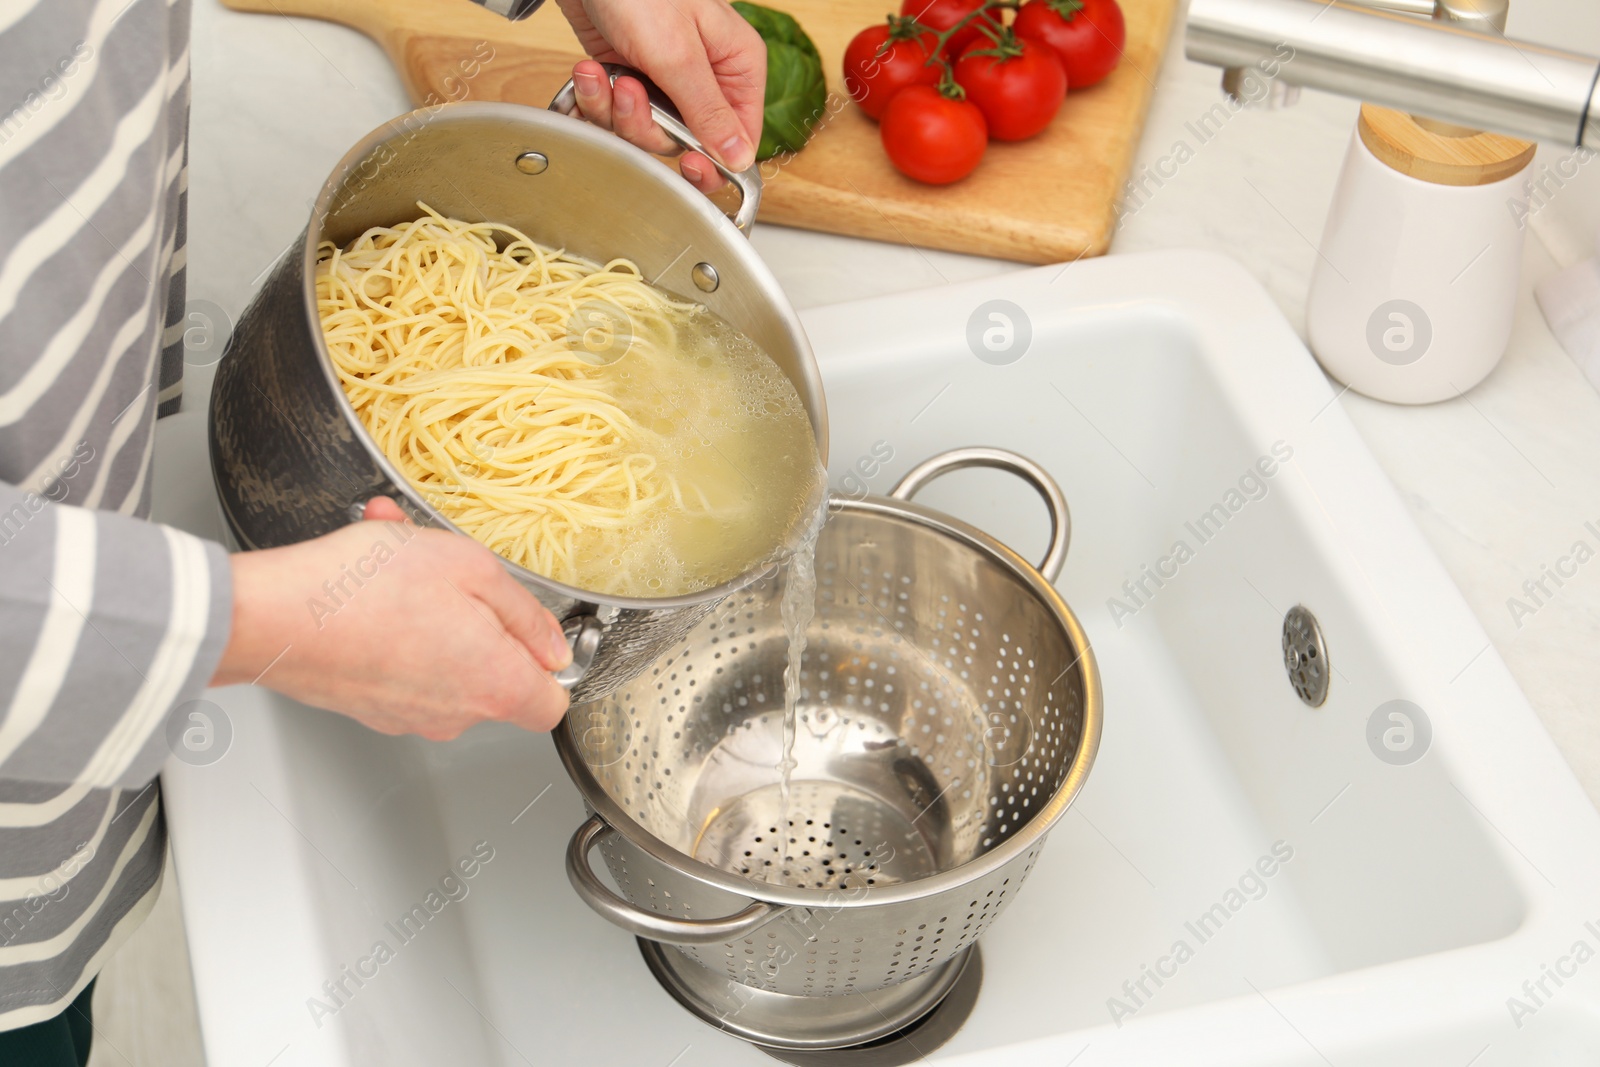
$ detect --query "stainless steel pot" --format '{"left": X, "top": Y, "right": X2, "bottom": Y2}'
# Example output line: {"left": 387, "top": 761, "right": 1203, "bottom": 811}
{"left": 555, "top": 448, "right": 1102, "bottom": 1049}
{"left": 208, "top": 77, "right": 827, "bottom": 701}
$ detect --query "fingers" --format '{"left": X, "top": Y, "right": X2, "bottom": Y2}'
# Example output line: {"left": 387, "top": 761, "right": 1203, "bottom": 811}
{"left": 678, "top": 151, "right": 725, "bottom": 194}
{"left": 563, "top": 0, "right": 768, "bottom": 186}
{"left": 509, "top": 669, "right": 572, "bottom": 733}
{"left": 571, "top": 61, "right": 727, "bottom": 192}
{"left": 445, "top": 551, "right": 573, "bottom": 732}
{"left": 645, "top": 41, "right": 758, "bottom": 172}
{"left": 571, "top": 60, "right": 677, "bottom": 157}
{"left": 467, "top": 553, "right": 574, "bottom": 675}
{"left": 485, "top": 660, "right": 570, "bottom": 734}
{"left": 610, "top": 75, "right": 728, "bottom": 191}
{"left": 701, "top": 3, "right": 767, "bottom": 159}
{"left": 610, "top": 76, "right": 675, "bottom": 156}
{"left": 571, "top": 60, "right": 611, "bottom": 124}
{"left": 482, "top": 584, "right": 572, "bottom": 733}
{"left": 362, "top": 496, "right": 408, "bottom": 523}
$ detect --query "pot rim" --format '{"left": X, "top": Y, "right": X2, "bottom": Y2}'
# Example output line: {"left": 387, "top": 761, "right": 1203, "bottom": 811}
{"left": 297, "top": 101, "right": 828, "bottom": 612}
{"left": 553, "top": 491, "right": 1104, "bottom": 909}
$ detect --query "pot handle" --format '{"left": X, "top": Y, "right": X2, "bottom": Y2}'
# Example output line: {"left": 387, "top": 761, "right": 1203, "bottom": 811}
{"left": 889, "top": 447, "right": 1072, "bottom": 584}
{"left": 552, "top": 615, "right": 603, "bottom": 690}
{"left": 566, "top": 815, "right": 787, "bottom": 945}
{"left": 549, "top": 64, "right": 763, "bottom": 237}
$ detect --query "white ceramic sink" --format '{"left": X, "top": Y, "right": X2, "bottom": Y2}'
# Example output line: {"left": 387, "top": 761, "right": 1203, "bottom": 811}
{"left": 156, "top": 250, "right": 1600, "bottom": 1066}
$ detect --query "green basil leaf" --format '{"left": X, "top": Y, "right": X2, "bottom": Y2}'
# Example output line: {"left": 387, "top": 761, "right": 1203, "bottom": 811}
{"left": 731, "top": 1, "right": 828, "bottom": 160}
{"left": 731, "top": 1, "right": 819, "bottom": 57}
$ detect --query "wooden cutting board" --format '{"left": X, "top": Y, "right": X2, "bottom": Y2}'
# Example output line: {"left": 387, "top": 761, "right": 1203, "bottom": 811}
{"left": 218, "top": 0, "right": 1178, "bottom": 263}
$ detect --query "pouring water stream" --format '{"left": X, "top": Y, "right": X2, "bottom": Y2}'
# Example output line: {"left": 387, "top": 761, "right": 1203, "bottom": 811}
{"left": 772, "top": 486, "right": 826, "bottom": 884}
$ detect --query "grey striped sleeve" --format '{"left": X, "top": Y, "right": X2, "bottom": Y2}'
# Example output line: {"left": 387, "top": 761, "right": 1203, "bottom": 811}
{"left": 0, "top": 783, "right": 165, "bottom": 1023}
{"left": 0, "top": 0, "right": 235, "bottom": 1027}
{"left": 0, "top": 481, "right": 232, "bottom": 790}
{"left": 157, "top": 86, "right": 187, "bottom": 419}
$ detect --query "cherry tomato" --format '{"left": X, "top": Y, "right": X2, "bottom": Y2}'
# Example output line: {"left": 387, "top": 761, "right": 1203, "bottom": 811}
{"left": 843, "top": 18, "right": 943, "bottom": 121}
{"left": 900, "top": 0, "right": 1001, "bottom": 57}
{"left": 880, "top": 85, "right": 988, "bottom": 185}
{"left": 1013, "top": 0, "right": 1125, "bottom": 89}
{"left": 953, "top": 33, "right": 1067, "bottom": 141}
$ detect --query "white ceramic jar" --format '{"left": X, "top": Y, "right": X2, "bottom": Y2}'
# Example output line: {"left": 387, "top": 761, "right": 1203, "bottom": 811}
{"left": 1306, "top": 107, "right": 1533, "bottom": 404}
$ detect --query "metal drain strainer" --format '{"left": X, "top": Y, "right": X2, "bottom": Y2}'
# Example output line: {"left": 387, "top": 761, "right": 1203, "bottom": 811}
{"left": 1283, "top": 604, "right": 1330, "bottom": 707}
{"left": 554, "top": 448, "right": 1102, "bottom": 1033}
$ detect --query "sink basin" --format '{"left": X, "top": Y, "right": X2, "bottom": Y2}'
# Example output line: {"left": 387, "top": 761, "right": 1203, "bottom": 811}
{"left": 158, "top": 250, "right": 1600, "bottom": 1066}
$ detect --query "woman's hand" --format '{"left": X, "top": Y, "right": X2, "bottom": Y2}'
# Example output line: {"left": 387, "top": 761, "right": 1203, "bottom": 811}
{"left": 213, "top": 498, "right": 571, "bottom": 740}
{"left": 554, "top": 0, "right": 766, "bottom": 193}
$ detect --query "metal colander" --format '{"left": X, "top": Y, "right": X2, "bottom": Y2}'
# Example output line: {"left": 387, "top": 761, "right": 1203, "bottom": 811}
{"left": 555, "top": 448, "right": 1101, "bottom": 1047}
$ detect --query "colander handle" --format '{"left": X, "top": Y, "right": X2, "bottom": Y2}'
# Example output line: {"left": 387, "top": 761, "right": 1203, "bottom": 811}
{"left": 566, "top": 815, "right": 788, "bottom": 945}
{"left": 889, "top": 447, "right": 1072, "bottom": 583}
{"left": 549, "top": 64, "right": 763, "bottom": 236}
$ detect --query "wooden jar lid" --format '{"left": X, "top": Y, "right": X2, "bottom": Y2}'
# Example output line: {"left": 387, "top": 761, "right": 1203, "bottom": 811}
{"left": 1358, "top": 103, "right": 1535, "bottom": 187}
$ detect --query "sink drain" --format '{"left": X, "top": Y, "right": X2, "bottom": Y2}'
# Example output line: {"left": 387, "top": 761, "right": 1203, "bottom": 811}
{"left": 1282, "top": 605, "right": 1329, "bottom": 707}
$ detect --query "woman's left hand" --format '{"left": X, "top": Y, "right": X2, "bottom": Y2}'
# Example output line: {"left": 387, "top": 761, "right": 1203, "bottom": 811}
{"left": 554, "top": 0, "right": 765, "bottom": 193}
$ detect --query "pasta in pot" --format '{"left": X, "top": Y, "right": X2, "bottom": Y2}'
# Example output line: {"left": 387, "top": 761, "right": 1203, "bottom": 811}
{"left": 317, "top": 204, "right": 823, "bottom": 597}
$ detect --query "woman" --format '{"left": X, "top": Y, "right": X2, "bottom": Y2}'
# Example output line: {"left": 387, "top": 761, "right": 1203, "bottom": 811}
{"left": 0, "top": 0, "right": 765, "bottom": 1060}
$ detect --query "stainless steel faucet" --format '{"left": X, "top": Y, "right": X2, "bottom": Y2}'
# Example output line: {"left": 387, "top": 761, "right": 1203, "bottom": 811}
{"left": 466, "top": 0, "right": 547, "bottom": 20}
{"left": 1185, "top": 0, "right": 1600, "bottom": 146}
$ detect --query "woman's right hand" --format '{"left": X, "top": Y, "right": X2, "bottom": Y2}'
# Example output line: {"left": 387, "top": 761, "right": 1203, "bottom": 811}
{"left": 212, "top": 498, "right": 571, "bottom": 739}
{"left": 555, "top": 0, "right": 766, "bottom": 193}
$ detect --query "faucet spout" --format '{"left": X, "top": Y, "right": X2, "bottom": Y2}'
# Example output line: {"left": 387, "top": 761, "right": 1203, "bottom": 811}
{"left": 1186, "top": 0, "right": 1600, "bottom": 146}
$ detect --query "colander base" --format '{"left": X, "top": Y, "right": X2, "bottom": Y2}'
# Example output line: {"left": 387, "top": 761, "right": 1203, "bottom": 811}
{"left": 638, "top": 937, "right": 975, "bottom": 1051}
{"left": 691, "top": 778, "right": 941, "bottom": 891}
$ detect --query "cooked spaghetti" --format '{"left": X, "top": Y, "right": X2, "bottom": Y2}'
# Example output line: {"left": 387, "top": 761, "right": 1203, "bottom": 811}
{"left": 316, "top": 205, "right": 823, "bottom": 597}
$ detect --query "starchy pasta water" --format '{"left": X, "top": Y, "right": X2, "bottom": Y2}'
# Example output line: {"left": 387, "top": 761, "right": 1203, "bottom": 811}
{"left": 316, "top": 204, "right": 825, "bottom": 597}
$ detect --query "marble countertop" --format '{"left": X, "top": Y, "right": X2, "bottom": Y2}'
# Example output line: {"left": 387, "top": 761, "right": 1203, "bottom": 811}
{"left": 187, "top": 0, "right": 1600, "bottom": 810}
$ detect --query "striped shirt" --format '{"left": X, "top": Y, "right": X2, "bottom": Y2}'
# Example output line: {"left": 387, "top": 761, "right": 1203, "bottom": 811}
{"left": 0, "top": 0, "right": 231, "bottom": 1029}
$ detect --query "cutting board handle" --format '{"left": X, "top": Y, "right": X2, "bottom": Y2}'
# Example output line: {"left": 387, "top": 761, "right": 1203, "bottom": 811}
{"left": 216, "top": 0, "right": 579, "bottom": 50}
{"left": 218, "top": 0, "right": 387, "bottom": 33}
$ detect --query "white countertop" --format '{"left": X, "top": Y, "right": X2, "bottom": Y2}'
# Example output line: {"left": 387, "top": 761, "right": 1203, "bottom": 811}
{"left": 185, "top": 0, "right": 1600, "bottom": 827}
